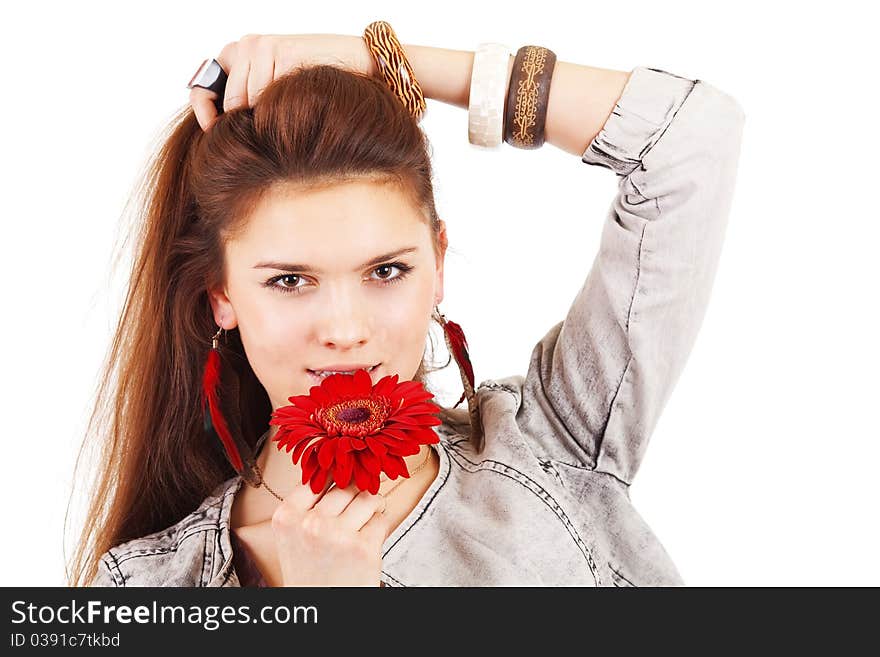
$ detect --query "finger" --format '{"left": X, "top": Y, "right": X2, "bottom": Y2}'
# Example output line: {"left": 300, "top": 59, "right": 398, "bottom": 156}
{"left": 312, "top": 482, "right": 362, "bottom": 517}
{"left": 359, "top": 508, "right": 393, "bottom": 545}
{"left": 188, "top": 46, "right": 235, "bottom": 132}
{"left": 283, "top": 468, "right": 336, "bottom": 511}
{"left": 189, "top": 88, "right": 219, "bottom": 132}
{"left": 223, "top": 57, "right": 251, "bottom": 113}
{"left": 308, "top": 476, "right": 338, "bottom": 508}
{"left": 275, "top": 436, "right": 335, "bottom": 506}
{"left": 339, "top": 490, "right": 386, "bottom": 533}
{"left": 247, "top": 53, "right": 275, "bottom": 108}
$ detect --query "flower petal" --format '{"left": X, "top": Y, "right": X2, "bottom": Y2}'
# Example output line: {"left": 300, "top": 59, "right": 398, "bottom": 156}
{"left": 390, "top": 381, "right": 426, "bottom": 402}
{"left": 358, "top": 449, "right": 381, "bottom": 476}
{"left": 380, "top": 427, "right": 410, "bottom": 441}
{"left": 292, "top": 396, "right": 320, "bottom": 414}
{"left": 301, "top": 459, "right": 316, "bottom": 485}
{"left": 310, "top": 385, "right": 334, "bottom": 405}
{"left": 334, "top": 451, "right": 354, "bottom": 488}
{"left": 397, "top": 392, "right": 437, "bottom": 405}
{"left": 322, "top": 373, "right": 355, "bottom": 398}
{"left": 352, "top": 368, "right": 374, "bottom": 396}
{"left": 301, "top": 447, "right": 321, "bottom": 481}
{"left": 318, "top": 438, "right": 338, "bottom": 469}
{"left": 380, "top": 452, "right": 404, "bottom": 479}
{"left": 364, "top": 436, "right": 387, "bottom": 458}
{"left": 291, "top": 436, "right": 316, "bottom": 462}
{"left": 386, "top": 442, "right": 421, "bottom": 457}
{"left": 396, "top": 401, "right": 442, "bottom": 415}
{"left": 309, "top": 467, "right": 329, "bottom": 494}
{"left": 372, "top": 374, "right": 399, "bottom": 397}
{"left": 405, "top": 428, "right": 441, "bottom": 444}
{"left": 353, "top": 460, "right": 372, "bottom": 492}
{"left": 390, "top": 414, "right": 442, "bottom": 426}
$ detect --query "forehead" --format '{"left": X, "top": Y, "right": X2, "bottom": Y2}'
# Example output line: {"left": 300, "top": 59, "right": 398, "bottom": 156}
{"left": 234, "top": 179, "right": 425, "bottom": 247}
{"left": 224, "top": 179, "right": 433, "bottom": 273}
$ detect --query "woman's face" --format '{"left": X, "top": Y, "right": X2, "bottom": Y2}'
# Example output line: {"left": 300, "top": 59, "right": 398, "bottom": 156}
{"left": 208, "top": 178, "right": 446, "bottom": 410}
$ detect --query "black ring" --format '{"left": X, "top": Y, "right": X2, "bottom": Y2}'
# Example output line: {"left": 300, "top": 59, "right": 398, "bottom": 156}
{"left": 186, "top": 58, "right": 228, "bottom": 114}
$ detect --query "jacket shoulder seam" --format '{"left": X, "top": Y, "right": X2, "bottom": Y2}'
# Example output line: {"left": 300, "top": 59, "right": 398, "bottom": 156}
{"left": 99, "top": 550, "right": 125, "bottom": 587}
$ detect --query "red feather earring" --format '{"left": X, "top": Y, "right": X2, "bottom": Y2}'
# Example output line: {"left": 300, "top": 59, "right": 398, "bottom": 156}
{"left": 200, "top": 326, "right": 261, "bottom": 486}
{"left": 433, "top": 305, "right": 483, "bottom": 446}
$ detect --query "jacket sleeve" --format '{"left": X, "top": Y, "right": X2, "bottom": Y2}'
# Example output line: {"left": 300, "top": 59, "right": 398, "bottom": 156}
{"left": 520, "top": 66, "right": 745, "bottom": 485}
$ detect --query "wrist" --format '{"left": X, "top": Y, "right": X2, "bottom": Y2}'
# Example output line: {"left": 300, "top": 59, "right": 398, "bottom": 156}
{"left": 349, "top": 34, "right": 379, "bottom": 78}
{"left": 354, "top": 33, "right": 473, "bottom": 110}
{"left": 400, "top": 43, "right": 474, "bottom": 109}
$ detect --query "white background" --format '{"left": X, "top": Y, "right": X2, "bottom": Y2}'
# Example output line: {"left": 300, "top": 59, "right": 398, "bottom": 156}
{"left": 2, "top": 0, "right": 877, "bottom": 586}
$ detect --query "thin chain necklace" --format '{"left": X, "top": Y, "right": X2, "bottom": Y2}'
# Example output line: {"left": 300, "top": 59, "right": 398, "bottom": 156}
{"left": 252, "top": 441, "right": 433, "bottom": 505}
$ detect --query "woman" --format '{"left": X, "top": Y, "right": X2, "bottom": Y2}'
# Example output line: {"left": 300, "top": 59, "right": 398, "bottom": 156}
{"left": 69, "top": 30, "right": 745, "bottom": 587}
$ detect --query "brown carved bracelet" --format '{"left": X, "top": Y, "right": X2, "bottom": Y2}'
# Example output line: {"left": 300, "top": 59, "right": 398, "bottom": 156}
{"left": 363, "top": 21, "right": 427, "bottom": 120}
{"left": 503, "top": 45, "right": 557, "bottom": 149}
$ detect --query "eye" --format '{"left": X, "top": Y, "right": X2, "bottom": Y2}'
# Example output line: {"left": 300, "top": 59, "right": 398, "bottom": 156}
{"left": 265, "top": 273, "right": 306, "bottom": 294}
{"left": 370, "top": 262, "right": 414, "bottom": 284}
{"left": 263, "top": 261, "right": 414, "bottom": 296}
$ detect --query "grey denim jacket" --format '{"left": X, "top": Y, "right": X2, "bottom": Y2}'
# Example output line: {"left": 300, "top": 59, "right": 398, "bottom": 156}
{"left": 90, "top": 65, "right": 745, "bottom": 587}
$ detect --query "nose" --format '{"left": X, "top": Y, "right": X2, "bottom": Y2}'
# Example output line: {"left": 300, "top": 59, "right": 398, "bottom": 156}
{"left": 315, "top": 294, "right": 371, "bottom": 349}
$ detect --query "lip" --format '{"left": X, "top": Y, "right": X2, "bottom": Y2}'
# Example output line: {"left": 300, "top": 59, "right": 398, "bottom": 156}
{"left": 308, "top": 363, "right": 378, "bottom": 372}
{"left": 307, "top": 363, "right": 380, "bottom": 383}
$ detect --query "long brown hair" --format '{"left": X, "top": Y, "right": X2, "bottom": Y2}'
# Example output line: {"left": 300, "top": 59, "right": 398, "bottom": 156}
{"left": 65, "top": 64, "right": 475, "bottom": 587}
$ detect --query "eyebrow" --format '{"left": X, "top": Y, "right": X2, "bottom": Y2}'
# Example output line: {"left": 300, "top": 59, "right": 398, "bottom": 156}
{"left": 252, "top": 246, "right": 419, "bottom": 274}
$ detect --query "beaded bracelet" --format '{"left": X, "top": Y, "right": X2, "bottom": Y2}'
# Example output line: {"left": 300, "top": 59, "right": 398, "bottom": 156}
{"left": 363, "top": 21, "right": 427, "bottom": 120}
{"left": 503, "top": 45, "right": 557, "bottom": 149}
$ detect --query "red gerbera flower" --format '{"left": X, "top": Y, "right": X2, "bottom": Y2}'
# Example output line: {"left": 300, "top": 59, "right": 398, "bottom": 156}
{"left": 269, "top": 368, "right": 442, "bottom": 495}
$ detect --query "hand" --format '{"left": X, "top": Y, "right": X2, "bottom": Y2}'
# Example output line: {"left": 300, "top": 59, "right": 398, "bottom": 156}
{"left": 271, "top": 475, "right": 391, "bottom": 587}
{"left": 189, "top": 33, "right": 376, "bottom": 132}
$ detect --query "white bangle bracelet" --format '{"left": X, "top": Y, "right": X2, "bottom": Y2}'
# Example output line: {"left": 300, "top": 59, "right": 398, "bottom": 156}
{"left": 468, "top": 42, "right": 512, "bottom": 148}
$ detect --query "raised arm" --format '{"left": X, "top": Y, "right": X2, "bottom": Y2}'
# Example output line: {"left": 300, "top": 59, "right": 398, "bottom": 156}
{"left": 525, "top": 67, "right": 745, "bottom": 485}
{"left": 188, "top": 35, "right": 744, "bottom": 490}
{"left": 356, "top": 40, "right": 633, "bottom": 157}
{"left": 369, "top": 41, "right": 746, "bottom": 485}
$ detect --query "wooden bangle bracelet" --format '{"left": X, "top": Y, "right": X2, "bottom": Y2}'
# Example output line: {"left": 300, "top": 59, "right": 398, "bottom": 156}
{"left": 363, "top": 21, "right": 427, "bottom": 120}
{"left": 504, "top": 45, "right": 557, "bottom": 149}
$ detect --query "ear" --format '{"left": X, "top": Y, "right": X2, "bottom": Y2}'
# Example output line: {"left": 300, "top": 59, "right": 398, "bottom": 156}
{"left": 434, "top": 219, "right": 447, "bottom": 307}
{"left": 206, "top": 283, "right": 239, "bottom": 330}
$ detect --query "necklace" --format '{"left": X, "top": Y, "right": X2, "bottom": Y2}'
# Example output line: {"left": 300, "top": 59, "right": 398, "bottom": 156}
{"left": 251, "top": 441, "right": 433, "bottom": 508}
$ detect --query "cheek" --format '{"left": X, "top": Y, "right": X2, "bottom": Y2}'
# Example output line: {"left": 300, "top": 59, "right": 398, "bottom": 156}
{"left": 381, "top": 281, "right": 433, "bottom": 358}
{"left": 234, "top": 295, "right": 308, "bottom": 385}
{"left": 381, "top": 277, "right": 430, "bottom": 328}
{"left": 239, "top": 326, "right": 311, "bottom": 407}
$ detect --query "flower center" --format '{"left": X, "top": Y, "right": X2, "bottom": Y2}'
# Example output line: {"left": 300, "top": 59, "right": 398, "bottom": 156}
{"left": 338, "top": 407, "right": 370, "bottom": 423}
{"left": 319, "top": 397, "right": 391, "bottom": 436}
